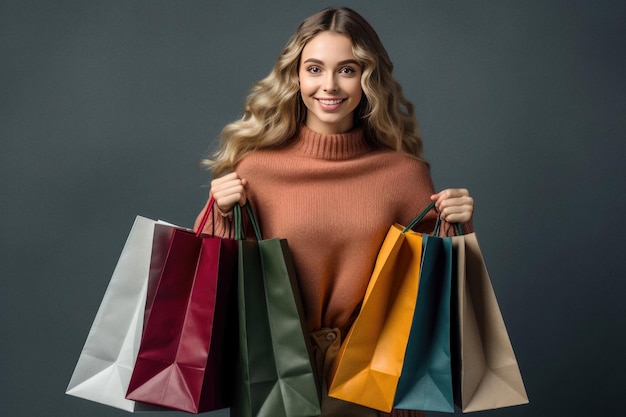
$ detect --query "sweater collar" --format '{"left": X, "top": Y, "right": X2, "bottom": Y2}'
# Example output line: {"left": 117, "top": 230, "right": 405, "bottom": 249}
{"left": 294, "top": 125, "right": 371, "bottom": 160}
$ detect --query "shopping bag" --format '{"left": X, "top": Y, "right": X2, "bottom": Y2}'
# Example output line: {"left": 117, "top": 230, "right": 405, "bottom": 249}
{"left": 394, "top": 231, "right": 454, "bottom": 412}
{"left": 233, "top": 203, "right": 321, "bottom": 417}
{"left": 66, "top": 216, "right": 166, "bottom": 412}
{"left": 327, "top": 205, "right": 428, "bottom": 412}
{"left": 451, "top": 232, "right": 528, "bottom": 412}
{"left": 126, "top": 198, "right": 239, "bottom": 413}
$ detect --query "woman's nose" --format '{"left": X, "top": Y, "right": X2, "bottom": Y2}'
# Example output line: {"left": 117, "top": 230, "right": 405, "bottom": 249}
{"left": 323, "top": 73, "right": 338, "bottom": 92}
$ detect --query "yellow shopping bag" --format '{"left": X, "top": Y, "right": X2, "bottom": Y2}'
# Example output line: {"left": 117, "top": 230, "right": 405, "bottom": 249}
{"left": 328, "top": 205, "right": 432, "bottom": 412}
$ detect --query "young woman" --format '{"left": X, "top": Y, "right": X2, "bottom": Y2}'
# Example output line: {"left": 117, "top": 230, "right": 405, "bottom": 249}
{"left": 195, "top": 7, "right": 474, "bottom": 417}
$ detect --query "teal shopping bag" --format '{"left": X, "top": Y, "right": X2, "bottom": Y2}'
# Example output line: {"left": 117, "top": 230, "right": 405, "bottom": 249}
{"left": 394, "top": 213, "right": 455, "bottom": 412}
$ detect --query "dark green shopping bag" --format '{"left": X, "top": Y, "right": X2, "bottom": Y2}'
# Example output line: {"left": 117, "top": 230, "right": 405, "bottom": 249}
{"left": 394, "top": 205, "right": 455, "bottom": 412}
{"left": 233, "top": 203, "right": 321, "bottom": 417}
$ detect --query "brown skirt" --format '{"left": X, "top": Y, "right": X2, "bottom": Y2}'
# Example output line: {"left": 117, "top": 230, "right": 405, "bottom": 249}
{"left": 310, "top": 328, "right": 425, "bottom": 417}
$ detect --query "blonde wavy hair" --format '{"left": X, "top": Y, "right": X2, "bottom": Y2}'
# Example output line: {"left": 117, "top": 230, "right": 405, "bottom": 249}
{"left": 205, "top": 7, "right": 425, "bottom": 177}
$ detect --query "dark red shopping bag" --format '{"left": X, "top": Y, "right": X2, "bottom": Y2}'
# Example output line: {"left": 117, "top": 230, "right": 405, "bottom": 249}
{"left": 126, "top": 198, "right": 238, "bottom": 413}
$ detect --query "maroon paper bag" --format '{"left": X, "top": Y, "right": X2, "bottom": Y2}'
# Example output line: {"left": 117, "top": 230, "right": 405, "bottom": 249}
{"left": 126, "top": 198, "right": 238, "bottom": 413}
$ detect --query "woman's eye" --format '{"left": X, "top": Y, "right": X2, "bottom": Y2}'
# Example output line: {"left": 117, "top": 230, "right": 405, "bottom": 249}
{"left": 308, "top": 66, "right": 321, "bottom": 74}
{"left": 340, "top": 67, "right": 355, "bottom": 75}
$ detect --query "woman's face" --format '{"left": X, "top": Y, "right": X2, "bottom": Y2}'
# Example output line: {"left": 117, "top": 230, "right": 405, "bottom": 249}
{"left": 298, "top": 31, "right": 363, "bottom": 134}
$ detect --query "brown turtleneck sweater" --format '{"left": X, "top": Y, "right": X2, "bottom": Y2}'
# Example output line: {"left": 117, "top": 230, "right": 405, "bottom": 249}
{"left": 195, "top": 125, "right": 467, "bottom": 335}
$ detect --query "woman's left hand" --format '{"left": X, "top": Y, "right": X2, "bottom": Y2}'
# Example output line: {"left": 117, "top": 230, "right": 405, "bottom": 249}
{"left": 431, "top": 188, "right": 474, "bottom": 224}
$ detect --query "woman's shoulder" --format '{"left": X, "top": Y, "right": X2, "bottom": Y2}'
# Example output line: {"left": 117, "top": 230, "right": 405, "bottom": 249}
{"left": 233, "top": 146, "right": 298, "bottom": 178}
{"left": 369, "top": 147, "right": 430, "bottom": 174}
{"left": 365, "top": 149, "right": 435, "bottom": 197}
{"left": 235, "top": 146, "right": 288, "bottom": 166}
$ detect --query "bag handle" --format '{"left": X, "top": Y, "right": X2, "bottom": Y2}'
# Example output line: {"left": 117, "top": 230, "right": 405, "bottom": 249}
{"left": 403, "top": 202, "right": 436, "bottom": 233}
{"left": 234, "top": 202, "right": 263, "bottom": 241}
{"left": 433, "top": 218, "right": 464, "bottom": 236}
{"left": 403, "top": 201, "right": 464, "bottom": 236}
{"left": 195, "top": 196, "right": 215, "bottom": 237}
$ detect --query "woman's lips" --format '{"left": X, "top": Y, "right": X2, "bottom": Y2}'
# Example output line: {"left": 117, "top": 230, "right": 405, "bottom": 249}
{"left": 316, "top": 98, "right": 346, "bottom": 110}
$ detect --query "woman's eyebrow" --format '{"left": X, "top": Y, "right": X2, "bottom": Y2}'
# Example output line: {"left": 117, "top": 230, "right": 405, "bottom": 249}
{"left": 302, "top": 58, "right": 360, "bottom": 66}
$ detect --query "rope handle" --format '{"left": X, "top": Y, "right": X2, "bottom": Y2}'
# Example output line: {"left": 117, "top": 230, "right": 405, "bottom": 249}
{"left": 234, "top": 202, "right": 262, "bottom": 241}
{"left": 195, "top": 196, "right": 215, "bottom": 237}
{"left": 403, "top": 201, "right": 464, "bottom": 236}
{"left": 403, "top": 202, "right": 436, "bottom": 233}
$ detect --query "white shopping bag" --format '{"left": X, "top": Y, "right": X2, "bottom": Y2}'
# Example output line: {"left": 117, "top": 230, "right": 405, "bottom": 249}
{"left": 66, "top": 216, "right": 167, "bottom": 412}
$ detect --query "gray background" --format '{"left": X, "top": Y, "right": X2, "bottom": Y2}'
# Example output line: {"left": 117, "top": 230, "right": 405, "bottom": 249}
{"left": 1, "top": 0, "right": 625, "bottom": 416}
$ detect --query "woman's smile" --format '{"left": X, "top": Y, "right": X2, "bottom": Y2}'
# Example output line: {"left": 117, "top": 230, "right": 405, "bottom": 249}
{"left": 315, "top": 97, "right": 347, "bottom": 109}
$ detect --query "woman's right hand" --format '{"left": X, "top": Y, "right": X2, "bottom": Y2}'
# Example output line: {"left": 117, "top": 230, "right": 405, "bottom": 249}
{"left": 210, "top": 172, "right": 248, "bottom": 214}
